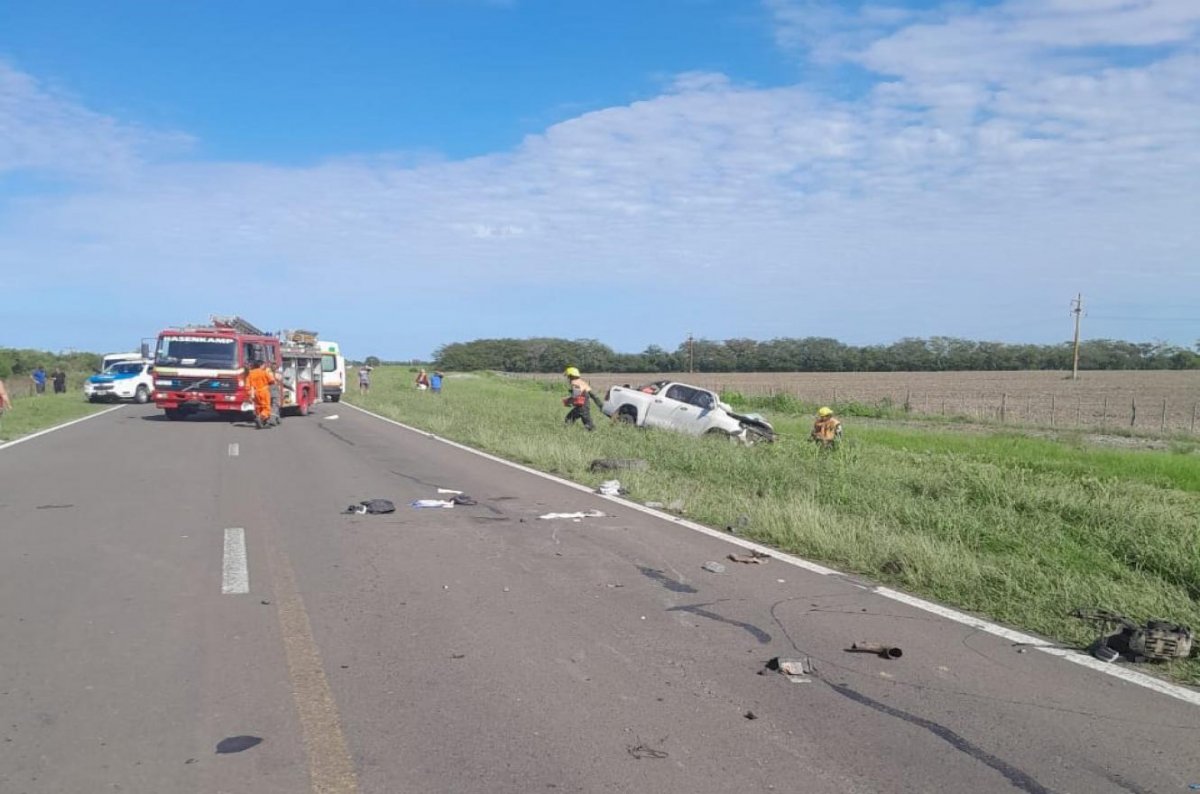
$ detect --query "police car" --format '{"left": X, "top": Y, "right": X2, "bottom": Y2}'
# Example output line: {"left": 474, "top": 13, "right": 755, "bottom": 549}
{"left": 84, "top": 360, "right": 155, "bottom": 403}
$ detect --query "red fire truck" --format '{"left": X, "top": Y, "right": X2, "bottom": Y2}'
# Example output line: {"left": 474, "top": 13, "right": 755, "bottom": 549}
{"left": 152, "top": 316, "right": 324, "bottom": 421}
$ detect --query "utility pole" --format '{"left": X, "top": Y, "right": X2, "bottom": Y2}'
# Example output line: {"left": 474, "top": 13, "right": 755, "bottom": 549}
{"left": 687, "top": 332, "right": 694, "bottom": 373}
{"left": 1070, "top": 293, "right": 1083, "bottom": 381}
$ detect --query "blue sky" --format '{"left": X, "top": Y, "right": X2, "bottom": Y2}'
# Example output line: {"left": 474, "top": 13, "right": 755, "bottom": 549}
{"left": 2, "top": 0, "right": 1198, "bottom": 361}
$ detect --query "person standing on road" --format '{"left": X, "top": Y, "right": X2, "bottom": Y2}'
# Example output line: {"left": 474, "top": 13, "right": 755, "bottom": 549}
{"left": 245, "top": 360, "right": 276, "bottom": 429}
{"left": 810, "top": 406, "right": 843, "bottom": 450}
{"left": 358, "top": 365, "right": 371, "bottom": 394}
{"left": 563, "top": 366, "right": 603, "bottom": 431}
{"left": 31, "top": 366, "right": 46, "bottom": 395}
{"left": 52, "top": 369, "right": 67, "bottom": 394}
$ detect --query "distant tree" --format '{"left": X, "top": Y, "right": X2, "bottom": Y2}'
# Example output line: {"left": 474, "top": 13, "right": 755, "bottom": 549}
{"left": 365, "top": 356, "right": 381, "bottom": 367}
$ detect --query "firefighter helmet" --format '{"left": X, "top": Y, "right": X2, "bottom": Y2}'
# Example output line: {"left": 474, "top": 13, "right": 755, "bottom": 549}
{"left": 564, "top": 366, "right": 581, "bottom": 377}
{"left": 818, "top": 406, "right": 833, "bottom": 417}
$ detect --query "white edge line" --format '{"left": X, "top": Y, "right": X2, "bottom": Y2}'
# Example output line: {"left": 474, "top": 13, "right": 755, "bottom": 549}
{"left": 0, "top": 404, "right": 125, "bottom": 452}
{"left": 342, "top": 401, "right": 1200, "bottom": 708}
{"left": 222, "top": 527, "right": 250, "bottom": 595}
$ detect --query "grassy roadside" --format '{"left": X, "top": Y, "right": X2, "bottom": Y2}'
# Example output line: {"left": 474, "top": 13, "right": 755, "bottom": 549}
{"left": 354, "top": 368, "right": 1200, "bottom": 684}
{"left": 0, "top": 389, "right": 111, "bottom": 443}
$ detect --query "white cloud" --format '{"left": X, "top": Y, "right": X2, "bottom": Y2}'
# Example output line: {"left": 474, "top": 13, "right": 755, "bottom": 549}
{"left": 0, "top": 62, "right": 191, "bottom": 181}
{"left": 1, "top": 0, "right": 1198, "bottom": 350}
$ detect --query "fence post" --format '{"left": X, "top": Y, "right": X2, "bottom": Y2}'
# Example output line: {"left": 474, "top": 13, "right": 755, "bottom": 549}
{"left": 1101, "top": 396, "right": 1108, "bottom": 428}
{"left": 1130, "top": 396, "right": 1136, "bottom": 428}
{"left": 1050, "top": 394, "right": 1056, "bottom": 427}
{"left": 941, "top": 398, "right": 946, "bottom": 416}
{"left": 1075, "top": 395, "right": 1081, "bottom": 427}
{"left": 904, "top": 388, "right": 911, "bottom": 414}
{"left": 1025, "top": 394, "right": 1032, "bottom": 423}
{"left": 1192, "top": 402, "right": 1197, "bottom": 433}
{"left": 1161, "top": 398, "right": 1168, "bottom": 433}
{"left": 1000, "top": 393, "right": 1007, "bottom": 423}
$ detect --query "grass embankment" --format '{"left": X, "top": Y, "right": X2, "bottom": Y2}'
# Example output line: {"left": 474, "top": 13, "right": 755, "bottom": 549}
{"left": 0, "top": 380, "right": 111, "bottom": 443}
{"left": 354, "top": 369, "right": 1200, "bottom": 683}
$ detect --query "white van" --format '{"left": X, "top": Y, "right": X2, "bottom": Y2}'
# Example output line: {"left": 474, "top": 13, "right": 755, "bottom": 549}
{"left": 318, "top": 340, "right": 345, "bottom": 402}
{"left": 101, "top": 352, "right": 146, "bottom": 371}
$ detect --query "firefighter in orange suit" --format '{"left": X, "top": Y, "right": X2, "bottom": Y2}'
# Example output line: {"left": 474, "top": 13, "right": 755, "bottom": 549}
{"left": 245, "top": 360, "right": 276, "bottom": 429}
{"left": 810, "top": 406, "right": 842, "bottom": 450}
{"left": 563, "top": 366, "right": 603, "bottom": 431}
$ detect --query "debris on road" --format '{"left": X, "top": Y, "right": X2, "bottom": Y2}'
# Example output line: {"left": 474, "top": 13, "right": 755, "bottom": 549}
{"left": 744, "top": 710, "right": 758, "bottom": 720}
{"left": 589, "top": 458, "right": 647, "bottom": 472}
{"left": 846, "top": 642, "right": 903, "bottom": 659}
{"left": 538, "top": 510, "right": 605, "bottom": 520}
{"left": 450, "top": 494, "right": 477, "bottom": 506}
{"left": 215, "top": 735, "right": 263, "bottom": 754}
{"left": 701, "top": 561, "right": 727, "bottom": 574}
{"left": 626, "top": 741, "right": 669, "bottom": 760}
{"left": 728, "top": 551, "right": 770, "bottom": 564}
{"left": 764, "top": 656, "right": 812, "bottom": 683}
{"left": 343, "top": 499, "right": 396, "bottom": 514}
{"left": 438, "top": 488, "right": 463, "bottom": 494}
{"left": 1072, "top": 607, "right": 1194, "bottom": 662}
{"left": 597, "top": 479, "right": 624, "bottom": 496}
{"left": 325, "top": 414, "right": 339, "bottom": 420}
{"left": 411, "top": 499, "right": 454, "bottom": 509}
{"left": 35, "top": 504, "right": 74, "bottom": 510}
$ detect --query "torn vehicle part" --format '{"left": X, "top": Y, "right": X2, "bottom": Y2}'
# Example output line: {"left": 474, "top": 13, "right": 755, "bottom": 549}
{"left": 343, "top": 499, "right": 396, "bottom": 514}
{"left": 597, "top": 480, "right": 624, "bottom": 496}
{"left": 701, "top": 561, "right": 726, "bottom": 574}
{"left": 847, "top": 642, "right": 903, "bottom": 659}
{"left": 764, "top": 656, "right": 812, "bottom": 682}
{"left": 411, "top": 499, "right": 454, "bottom": 509}
{"left": 1071, "top": 607, "right": 1194, "bottom": 662}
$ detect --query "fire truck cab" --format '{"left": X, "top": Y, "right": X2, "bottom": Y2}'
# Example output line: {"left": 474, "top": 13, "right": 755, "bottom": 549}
{"left": 152, "top": 316, "right": 322, "bottom": 421}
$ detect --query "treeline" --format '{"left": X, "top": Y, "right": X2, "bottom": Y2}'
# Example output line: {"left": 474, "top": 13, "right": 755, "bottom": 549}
{"left": 433, "top": 336, "right": 1200, "bottom": 373}
{"left": 0, "top": 348, "right": 102, "bottom": 380}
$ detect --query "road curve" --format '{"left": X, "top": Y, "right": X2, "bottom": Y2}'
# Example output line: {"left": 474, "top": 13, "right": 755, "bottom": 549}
{"left": 0, "top": 404, "right": 1196, "bottom": 793}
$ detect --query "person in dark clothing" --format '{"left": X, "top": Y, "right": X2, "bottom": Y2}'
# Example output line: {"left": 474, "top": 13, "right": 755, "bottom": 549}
{"left": 563, "top": 366, "right": 603, "bottom": 431}
{"left": 52, "top": 369, "right": 67, "bottom": 394}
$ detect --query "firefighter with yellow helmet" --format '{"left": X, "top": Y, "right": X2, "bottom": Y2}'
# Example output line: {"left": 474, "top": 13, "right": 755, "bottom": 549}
{"left": 810, "top": 406, "right": 842, "bottom": 450}
{"left": 563, "top": 366, "right": 603, "bottom": 431}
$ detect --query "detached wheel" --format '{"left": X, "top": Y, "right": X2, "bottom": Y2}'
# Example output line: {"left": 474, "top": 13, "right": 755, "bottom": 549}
{"left": 134, "top": 385, "right": 150, "bottom": 404}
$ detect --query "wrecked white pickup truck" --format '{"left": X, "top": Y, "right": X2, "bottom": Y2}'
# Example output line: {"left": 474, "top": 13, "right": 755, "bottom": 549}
{"left": 601, "top": 381, "right": 776, "bottom": 444}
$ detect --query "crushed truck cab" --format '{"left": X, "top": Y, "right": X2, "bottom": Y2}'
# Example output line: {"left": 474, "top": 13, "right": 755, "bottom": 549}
{"left": 601, "top": 380, "right": 776, "bottom": 444}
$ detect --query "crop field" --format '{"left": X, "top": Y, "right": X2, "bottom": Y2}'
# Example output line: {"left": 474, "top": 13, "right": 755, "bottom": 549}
{"left": 354, "top": 369, "right": 1200, "bottom": 683}
{"left": 510, "top": 370, "right": 1200, "bottom": 434}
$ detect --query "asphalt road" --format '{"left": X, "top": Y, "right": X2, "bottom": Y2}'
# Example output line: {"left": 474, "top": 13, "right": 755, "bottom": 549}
{"left": 1, "top": 403, "right": 1197, "bottom": 794}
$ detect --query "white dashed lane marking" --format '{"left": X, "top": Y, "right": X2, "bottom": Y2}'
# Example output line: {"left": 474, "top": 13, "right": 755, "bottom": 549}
{"left": 222, "top": 528, "right": 249, "bottom": 594}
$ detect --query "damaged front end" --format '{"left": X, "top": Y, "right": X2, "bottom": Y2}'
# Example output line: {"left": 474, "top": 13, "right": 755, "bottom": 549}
{"left": 728, "top": 410, "right": 777, "bottom": 445}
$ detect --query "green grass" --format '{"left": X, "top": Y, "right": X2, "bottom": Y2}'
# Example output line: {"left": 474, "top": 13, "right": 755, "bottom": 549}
{"left": 354, "top": 369, "right": 1200, "bottom": 684}
{"left": 0, "top": 388, "right": 110, "bottom": 443}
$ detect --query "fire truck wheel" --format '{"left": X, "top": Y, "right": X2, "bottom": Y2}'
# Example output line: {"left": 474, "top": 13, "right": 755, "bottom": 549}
{"left": 134, "top": 385, "right": 150, "bottom": 404}
{"left": 164, "top": 408, "right": 185, "bottom": 421}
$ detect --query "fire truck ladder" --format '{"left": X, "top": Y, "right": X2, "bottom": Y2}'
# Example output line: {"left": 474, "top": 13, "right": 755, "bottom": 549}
{"left": 211, "top": 316, "right": 267, "bottom": 336}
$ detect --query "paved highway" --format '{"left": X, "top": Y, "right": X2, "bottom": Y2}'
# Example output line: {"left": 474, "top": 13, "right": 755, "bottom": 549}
{"left": 1, "top": 404, "right": 1196, "bottom": 793}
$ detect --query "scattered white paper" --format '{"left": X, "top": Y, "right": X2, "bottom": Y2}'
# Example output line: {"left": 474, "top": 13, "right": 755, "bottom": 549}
{"left": 437, "top": 488, "right": 464, "bottom": 495}
{"left": 538, "top": 510, "right": 606, "bottom": 520}
{"left": 412, "top": 499, "right": 455, "bottom": 509}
